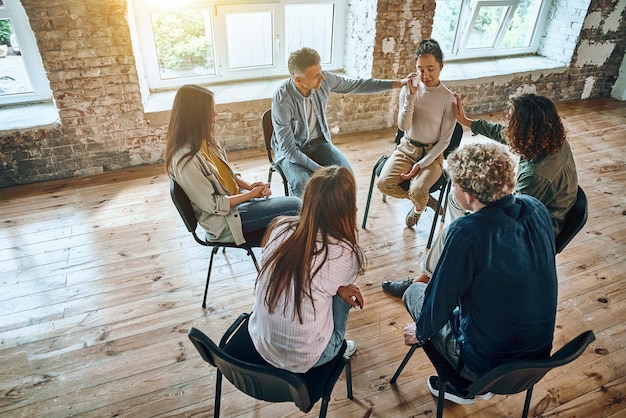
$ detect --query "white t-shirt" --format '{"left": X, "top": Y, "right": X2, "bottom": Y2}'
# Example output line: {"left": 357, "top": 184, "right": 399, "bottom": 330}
{"left": 248, "top": 223, "right": 360, "bottom": 373}
{"left": 305, "top": 95, "right": 322, "bottom": 140}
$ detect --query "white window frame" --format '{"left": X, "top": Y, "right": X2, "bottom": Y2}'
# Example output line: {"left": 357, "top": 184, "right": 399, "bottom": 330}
{"left": 435, "top": 0, "right": 550, "bottom": 61}
{"left": 213, "top": 3, "right": 283, "bottom": 79}
{"left": 0, "top": 0, "right": 52, "bottom": 106}
{"left": 130, "top": 0, "right": 345, "bottom": 92}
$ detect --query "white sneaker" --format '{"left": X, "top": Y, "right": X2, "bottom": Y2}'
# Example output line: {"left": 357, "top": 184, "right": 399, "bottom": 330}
{"left": 475, "top": 392, "right": 495, "bottom": 401}
{"left": 344, "top": 340, "right": 357, "bottom": 357}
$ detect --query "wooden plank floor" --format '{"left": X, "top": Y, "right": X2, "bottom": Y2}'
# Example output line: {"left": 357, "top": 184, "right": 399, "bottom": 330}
{"left": 1, "top": 97, "right": 625, "bottom": 418}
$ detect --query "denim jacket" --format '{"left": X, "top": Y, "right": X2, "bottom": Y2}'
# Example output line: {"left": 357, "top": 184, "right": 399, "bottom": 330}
{"left": 271, "top": 71, "right": 392, "bottom": 171}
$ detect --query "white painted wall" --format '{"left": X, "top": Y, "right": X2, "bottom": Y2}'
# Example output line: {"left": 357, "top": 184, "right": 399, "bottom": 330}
{"left": 611, "top": 52, "right": 626, "bottom": 100}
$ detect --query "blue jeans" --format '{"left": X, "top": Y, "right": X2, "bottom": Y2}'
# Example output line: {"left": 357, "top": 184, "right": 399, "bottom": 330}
{"left": 279, "top": 138, "right": 352, "bottom": 197}
{"left": 237, "top": 196, "right": 301, "bottom": 233}
{"left": 312, "top": 294, "right": 351, "bottom": 367}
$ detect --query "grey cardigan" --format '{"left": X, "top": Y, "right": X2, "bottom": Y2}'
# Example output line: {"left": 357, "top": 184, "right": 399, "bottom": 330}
{"left": 168, "top": 146, "right": 246, "bottom": 245}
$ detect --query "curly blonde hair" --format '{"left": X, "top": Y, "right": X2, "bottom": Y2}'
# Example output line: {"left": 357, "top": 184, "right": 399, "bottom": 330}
{"left": 502, "top": 94, "right": 566, "bottom": 160}
{"left": 447, "top": 142, "right": 516, "bottom": 205}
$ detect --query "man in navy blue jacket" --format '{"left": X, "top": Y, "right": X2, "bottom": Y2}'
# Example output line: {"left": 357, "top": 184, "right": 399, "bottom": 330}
{"left": 402, "top": 142, "right": 558, "bottom": 405}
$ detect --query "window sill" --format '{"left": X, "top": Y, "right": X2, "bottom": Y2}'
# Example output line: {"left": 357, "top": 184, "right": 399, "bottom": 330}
{"left": 442, "top": 55, "right": 567, "bottom": 82}
{"left": 0, "top": 102, "right": 60, "bottom": 133}
{"left": 145, "top": 55, "right": 567, "bottom": 121}
{"left": 145, "top": 78, "right": 286, "bottom": 114}
{"left": 143, "top": 78, "right": 286, "bottom": 126}
{"left": 0, "top": 56, "right": 568, "bottom": 132}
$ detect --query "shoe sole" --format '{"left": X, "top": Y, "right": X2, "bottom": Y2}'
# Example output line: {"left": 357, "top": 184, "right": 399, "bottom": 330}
{"left": 475, "top": 392, "right": 494, "bottom": 401}
{"left": 427, "top": 377, "right": 474, "bottom": 405}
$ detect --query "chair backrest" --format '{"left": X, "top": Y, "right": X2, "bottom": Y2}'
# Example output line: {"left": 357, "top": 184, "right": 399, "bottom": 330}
{"left": 394, "top": 122, "right": 463, "bottom": 159}
{"left": 188, "top": 326, "right": 314, "bottom": 410}
{"left": 444, "top": 122, "right": 464, "bottom": 159}
{"left": 262, "top": 109, "right": 275, "bottom": 164}
{"left": 170, "top": 178, "right": 198, "bottom": 234}
{"left": 555, "top": 186, "right": 588, "bottom": 254}
{"left": 188, "top": 313, "right": 349, "bottom": 414}
{"left": 467, "top": 330, "right": 595, "bottom": 396}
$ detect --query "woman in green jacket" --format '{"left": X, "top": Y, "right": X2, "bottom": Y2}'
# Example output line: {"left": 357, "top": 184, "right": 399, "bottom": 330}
{"left": 383, "top": 93, "right": 578, "bottom": 297}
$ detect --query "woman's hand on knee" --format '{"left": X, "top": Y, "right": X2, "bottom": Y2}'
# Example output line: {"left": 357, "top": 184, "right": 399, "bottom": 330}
{"left": 337, "top": 284, "right": 364, "bottom": 310}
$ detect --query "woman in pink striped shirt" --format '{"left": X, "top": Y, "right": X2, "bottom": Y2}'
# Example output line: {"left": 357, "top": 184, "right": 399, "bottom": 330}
{"left": 249, "top": 166, "right": 365, "bottom": 373}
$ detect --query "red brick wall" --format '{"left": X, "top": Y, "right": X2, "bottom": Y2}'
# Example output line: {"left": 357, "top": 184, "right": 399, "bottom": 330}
{"left": 0, "top": 0, "right": 624, "bottom": 187}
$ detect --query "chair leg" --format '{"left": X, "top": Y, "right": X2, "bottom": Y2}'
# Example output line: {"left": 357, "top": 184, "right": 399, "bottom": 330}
{"left": 346, "top": 358, "right": 353, "bottom": 399}
{"left": 214, "top": 370, "right": 223, "bottom": 418}
{"left": 248, "top": 249, "right": 260, "bottom": 272}
{"left": 436, "top": 376, "right": 446, "bottom": 418}
{"left": 390, "top": 344, "right": 419, "bottom": 384}
{"left": 319, "top": 398, "right": 329, "bottom": 418}
{"left": 439, "top": 181, "right": 451, "bottom": 229}
{"left": 361, "top": 166, "right": 378, "bottom": 229}
{"left": 275, "top": 165, "right": 290, "bottom": 196}
{"left": 203, "top": 246, "right": 221, "bottom": 309}
{"left": 318, "top": 357, "right": 352, "bottom": 418}
{"left": 426, "top": 201, "right": 441, "bottom": 251}
{"left": 521, "top": 386, "right": 533, "bottom": 418}
{"left": 426, "top": 180, "right": 451, "bottom": 251}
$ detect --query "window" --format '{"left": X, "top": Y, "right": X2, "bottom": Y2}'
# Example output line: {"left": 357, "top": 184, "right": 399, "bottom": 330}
{"left": 0, "top": 0, "right": 52, "bottom": 106}
{"left": 432, "top": 0, "right": 549, "bottom": 60}
{"left": 130, "top": 0, "right": 345, "bottom": 91}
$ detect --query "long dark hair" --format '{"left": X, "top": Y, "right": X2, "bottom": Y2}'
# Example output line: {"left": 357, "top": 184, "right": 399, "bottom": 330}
{"left": 258, "top": 166, "right": 365, "bottom": 323}
{"left": 164, "top": 84, "right": 218, "bottom": 171}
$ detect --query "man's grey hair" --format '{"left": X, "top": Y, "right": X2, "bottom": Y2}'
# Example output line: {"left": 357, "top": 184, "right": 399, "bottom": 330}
{"left": 287, "top": 47, "right": 321, "bottom": 77}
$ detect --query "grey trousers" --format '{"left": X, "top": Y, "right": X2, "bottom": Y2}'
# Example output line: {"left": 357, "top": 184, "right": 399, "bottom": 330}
{"left": 402, "top": 282, "right": 479, "bottom": 381}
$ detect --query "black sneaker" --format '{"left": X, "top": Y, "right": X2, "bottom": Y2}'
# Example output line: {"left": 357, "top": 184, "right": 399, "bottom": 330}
{"left": 381, "top": 278, "right": 414, "bottom": 299}
{"left": 427, "top": 376, "right": 475, "bottom": 405}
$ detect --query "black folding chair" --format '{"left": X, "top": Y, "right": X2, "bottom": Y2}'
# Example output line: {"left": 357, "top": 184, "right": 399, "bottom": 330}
{"left": 169, "top": 179, "right": 263, "bottom": 308}
{"left": 188, "top": 312, "right": 353, "bottom": 418}
{"left": 390, "top": 330, "right": 595, "bottom": 418}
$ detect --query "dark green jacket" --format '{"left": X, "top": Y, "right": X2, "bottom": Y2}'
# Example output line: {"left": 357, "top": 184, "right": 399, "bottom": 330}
{"left": 471, "top": 119, "right": 578, "bottom": 235}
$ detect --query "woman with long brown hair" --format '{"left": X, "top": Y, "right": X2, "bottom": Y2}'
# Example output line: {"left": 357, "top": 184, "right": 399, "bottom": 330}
{"left": 166, "top": 85, "right": 301, "bottom": 244}
{"left": 249, "top": 166, "right": 365, "bottom": 372}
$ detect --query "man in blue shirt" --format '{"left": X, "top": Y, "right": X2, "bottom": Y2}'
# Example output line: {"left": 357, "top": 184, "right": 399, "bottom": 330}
{"left": 271, "top": 47, "right": 407, "bottom": 196}
{"left": 402, "top": 142, "right": 558, "bottom": 405}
